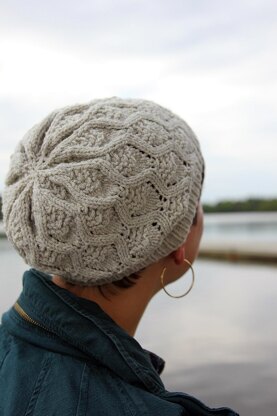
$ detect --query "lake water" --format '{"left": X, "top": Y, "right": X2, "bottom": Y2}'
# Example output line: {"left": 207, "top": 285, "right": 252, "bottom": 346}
{"left": 1, "top": 213, "right": 277, "bottom": 415}
{"left": 202, "top": 212, "right": 277, "bottom": 244}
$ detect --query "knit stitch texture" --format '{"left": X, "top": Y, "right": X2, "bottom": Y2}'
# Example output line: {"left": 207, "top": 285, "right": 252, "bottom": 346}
{"left": 3, "top": 97, "right": 204, "bottom": 285}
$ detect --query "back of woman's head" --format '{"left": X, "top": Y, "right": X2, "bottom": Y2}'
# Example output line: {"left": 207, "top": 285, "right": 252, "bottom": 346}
{"left": 2, "top": 97, "right": 204, "bottom": 287}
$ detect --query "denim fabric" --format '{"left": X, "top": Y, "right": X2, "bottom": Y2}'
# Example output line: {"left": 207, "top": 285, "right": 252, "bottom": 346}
{"left": 0, "top": 269, "right": 239, "bottom": 415}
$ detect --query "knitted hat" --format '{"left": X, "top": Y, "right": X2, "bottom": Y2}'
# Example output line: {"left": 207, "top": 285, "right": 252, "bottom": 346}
{"left": 3, "top": 97, "right": 204, "bottom": 286}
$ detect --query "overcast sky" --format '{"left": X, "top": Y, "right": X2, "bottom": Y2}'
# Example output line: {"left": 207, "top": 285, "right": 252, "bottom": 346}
{"left": 0, "top": 0, "right": 276, "bottom": 203}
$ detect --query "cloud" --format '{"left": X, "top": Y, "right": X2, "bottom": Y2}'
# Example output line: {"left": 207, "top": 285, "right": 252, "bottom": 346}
{"left": 0, "top": 0, "right": 276, "bottom": 201}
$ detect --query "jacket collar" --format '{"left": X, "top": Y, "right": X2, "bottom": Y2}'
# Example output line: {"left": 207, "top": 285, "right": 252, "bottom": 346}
{"left": 6, "top": 268, "right": 165, "bottom": 394}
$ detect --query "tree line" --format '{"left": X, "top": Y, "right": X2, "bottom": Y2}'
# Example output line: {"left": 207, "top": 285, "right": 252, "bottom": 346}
{"left": 203, "top": 198, "right": 277, "bottom": 213}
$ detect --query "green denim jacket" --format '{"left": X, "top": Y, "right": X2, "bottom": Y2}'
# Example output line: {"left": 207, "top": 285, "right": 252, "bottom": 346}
{"left": 0, "top": 268, "right": 239, "bottom": 415}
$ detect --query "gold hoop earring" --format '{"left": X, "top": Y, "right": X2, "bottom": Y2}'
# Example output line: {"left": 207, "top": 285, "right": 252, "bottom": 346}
{"left": 160, "top": 258, "right": 195, "bottom": 298}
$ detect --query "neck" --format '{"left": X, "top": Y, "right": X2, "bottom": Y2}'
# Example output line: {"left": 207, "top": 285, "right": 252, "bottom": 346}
{"left": 52, "top": 272, "right": 160, "bottom": 337}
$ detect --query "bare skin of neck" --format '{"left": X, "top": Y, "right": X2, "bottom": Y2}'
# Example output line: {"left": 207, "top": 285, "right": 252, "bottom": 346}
{"left": 52, "top": 261, "right": 165, "bottom": 337}
{"left": 52, "top": 246, "right": 188, "bottom": 337}
{"left": 52, "top": 205, "right": 203, "bottom": 337}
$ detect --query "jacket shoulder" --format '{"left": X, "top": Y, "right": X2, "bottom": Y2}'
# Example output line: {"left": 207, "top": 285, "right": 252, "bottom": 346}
{"left": 0, "top": 326, "right": 88, "bottom": 415}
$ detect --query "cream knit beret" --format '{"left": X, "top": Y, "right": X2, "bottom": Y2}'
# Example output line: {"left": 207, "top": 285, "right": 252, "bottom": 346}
{"left": 3, "top": 97, "right": 204, "bottom": 286}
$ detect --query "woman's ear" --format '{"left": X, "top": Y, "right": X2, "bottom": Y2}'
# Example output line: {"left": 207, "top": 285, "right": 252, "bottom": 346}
{"left": 171, "top": 244, "right": 186, "bottom": 265}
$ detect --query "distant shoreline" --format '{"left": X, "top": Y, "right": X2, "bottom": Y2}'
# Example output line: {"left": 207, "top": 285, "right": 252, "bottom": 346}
{"left": 199, "top": 241, "right": 277, "bottom": 265}
{"left": 203, "top": 198, "right": 277, "bottom": 213}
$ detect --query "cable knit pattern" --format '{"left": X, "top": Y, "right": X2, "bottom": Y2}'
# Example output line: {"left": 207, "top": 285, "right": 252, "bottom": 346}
{"left": 3, "top": 97, "right": 204, "bottom": 285}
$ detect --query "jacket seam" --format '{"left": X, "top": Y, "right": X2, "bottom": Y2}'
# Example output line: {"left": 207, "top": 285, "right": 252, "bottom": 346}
{"left": 76, "top": 363, "right": 89, "bottom": 416}
{"left": 24, "top": 353, "right": 52, "bottom": 416}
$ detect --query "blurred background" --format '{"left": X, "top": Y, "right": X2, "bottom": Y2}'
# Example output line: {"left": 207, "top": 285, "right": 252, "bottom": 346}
{"left": 0, "top": 1, "right": 276, "bottom": 415}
